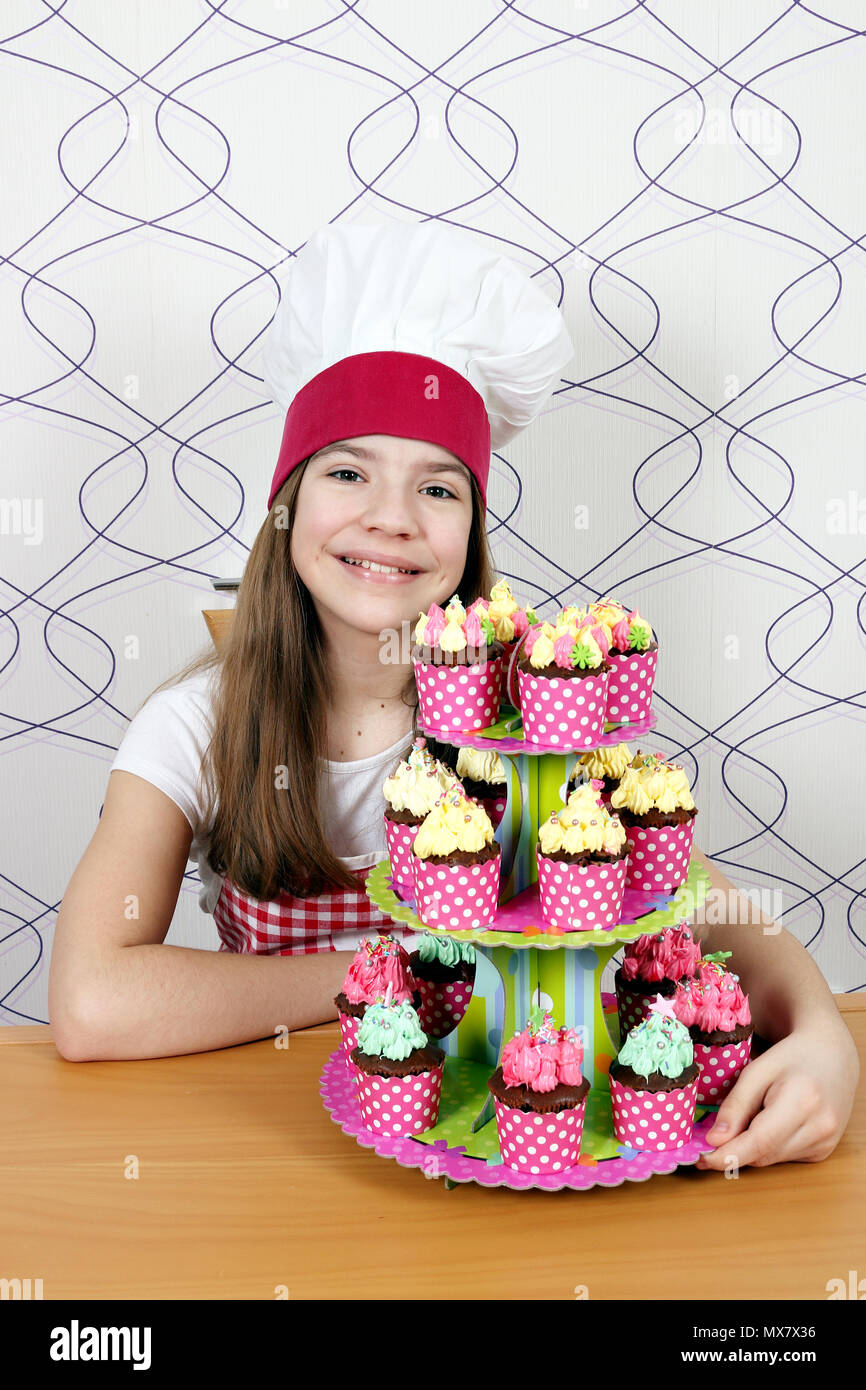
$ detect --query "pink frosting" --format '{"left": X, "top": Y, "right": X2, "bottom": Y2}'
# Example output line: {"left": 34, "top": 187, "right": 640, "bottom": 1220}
{"left": 422, "top": 604, "right": 446, "bottom": 645}
{"left": 673, "top": 961, "right": 751, "bottom": 1032}
{"left": 468, "top": 596, "right": 490, "bottom": 614}
{"left": 523, "top": 623, "right": 544, "bottom": 656}
{"left": 621, "top": 925, "right": 702, "bottom": 984}
{"left": 610, "top": 614, "right": 633, "bottom": 652}
{"left": 501, "top": 1023, "right": 584, "bottom": 1093}
{"left": 341, "top": 936, "right": 415, "bottom": 1006}
{"left": 588, "top": 621, "right": 611, "bottom": 659}
{"left": 464, "top": 608, "right": 483, "bottom": 646}
{"left": 553, "top": 633, "right": 575, "bottom": 669}
{"left": 511, "top": 609, "right": 529, "bottom": 638}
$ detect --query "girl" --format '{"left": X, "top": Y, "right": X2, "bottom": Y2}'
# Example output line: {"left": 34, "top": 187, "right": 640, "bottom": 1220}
{"left": 48, "top": 223, "right": 858, "bottom": 1170}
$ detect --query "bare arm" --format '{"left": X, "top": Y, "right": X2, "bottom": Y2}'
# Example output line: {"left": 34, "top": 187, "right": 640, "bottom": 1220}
{"left": 686, "top": 845, "right": 859, "bottom": 1167}
{"left": 49, "top": 771, "right": 347, "bottom": 1062}
{"left": 688, "top": 845, "right": 848, "bottom": 1044}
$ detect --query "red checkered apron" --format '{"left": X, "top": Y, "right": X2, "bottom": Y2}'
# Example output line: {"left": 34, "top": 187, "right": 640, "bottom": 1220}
{"left": 212, "top": 864, "right": 415, "bottom": 955}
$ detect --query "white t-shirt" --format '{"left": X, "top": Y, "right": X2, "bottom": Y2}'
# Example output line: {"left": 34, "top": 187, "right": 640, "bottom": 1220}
{"left": 108, "top": 668, "right": 414, "bottom": 918}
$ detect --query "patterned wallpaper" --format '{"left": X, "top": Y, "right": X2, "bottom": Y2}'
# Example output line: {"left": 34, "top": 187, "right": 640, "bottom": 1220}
{"left": 2, "top": 0, "right": 864, "bottom": 1026}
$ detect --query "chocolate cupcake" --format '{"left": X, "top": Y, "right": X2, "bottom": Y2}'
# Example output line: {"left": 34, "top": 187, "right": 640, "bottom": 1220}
{"left": 567, "top": 743, "right": 633, "bottom": 802}
{"left": 609, "top": 999, "right": 700, "bottom": 1151}
{"left": 351, "top": 999, "right": 446, "bottom": 1137}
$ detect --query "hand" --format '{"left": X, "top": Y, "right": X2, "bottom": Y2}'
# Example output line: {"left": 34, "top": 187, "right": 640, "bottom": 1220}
{"left": 695, "top": 1021, "right": 860, "bottom": 1170}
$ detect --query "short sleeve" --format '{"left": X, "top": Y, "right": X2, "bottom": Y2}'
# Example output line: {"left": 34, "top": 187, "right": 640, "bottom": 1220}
{"left": 109, "top": 673, "right": 215, "bottom": 836}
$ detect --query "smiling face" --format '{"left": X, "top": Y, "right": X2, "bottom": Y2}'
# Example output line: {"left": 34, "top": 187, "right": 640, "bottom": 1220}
{"left": 290, "top": 434, "right": 475, "bottom": 645}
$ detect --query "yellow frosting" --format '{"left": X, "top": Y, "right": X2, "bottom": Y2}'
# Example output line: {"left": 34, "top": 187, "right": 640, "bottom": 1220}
{"left": 439, "top": 616, "right": 467, "bottom": 652}
{"left": 527, "top": 622, "right": 557, "bottom": 669}
{"left": 573, "top": 743, "right": 633, "bottom": 781}
{"left": 413, "top": 789, "right": 495, "bottom": 858}
{"left": 488, "top": 579, "right": 517, "bottom": 643}
{"left": 610, "top": 756, "right": 696, "bottom": 815}
{"left": 383, "top": 749, "right": 457, "bottom": 817}
{"left": 537, "top": 783, "right": 627, "bottom": 856}
{"left": 455, "top": 746, "right": 507, "bottom": 786}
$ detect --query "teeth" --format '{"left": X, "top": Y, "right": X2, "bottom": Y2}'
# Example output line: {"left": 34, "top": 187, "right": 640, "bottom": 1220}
{"left": 342, "top": 557, "right": 414, "bottom": 574}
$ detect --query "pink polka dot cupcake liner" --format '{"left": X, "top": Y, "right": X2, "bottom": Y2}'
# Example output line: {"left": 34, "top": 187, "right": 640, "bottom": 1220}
{"left": 517, "top": 668, "right": 609, "bottom": 748}
{"left": 615, "top": 982, "right": 665, "bottom": 1042}
{"left": 480, "top": 794, "right": 507, "bottom": 831}
{"left": 694, "top": 1034, "right": 752, "bottom": 1104}
{"left": 502, "top": 632, "right": 531, "bottom": 709}
{"left": 624, "top": 820, "right": 695, "bottom": 893}
{"left": 414, "top": 976, "right": 475, "bottom": 1040}
{"left": 493, "top": 1096, "right": 588, "bottom": 1172}
{"left": 412, "top": 854, "right": 501, "bottom": 930}
{"left": 338, "top": 1012, "right": 361, "bottom": 1081}
{"left": 605, "top": 648, "right": 658, "bottom": 724}
{"left": 356, "top": 1063, "right": 444, "bottom": 1137}
{"left": 384, "top": 816, "right": 418, "bottom": 899}
{"left": 412, "top": 656, "right": 503, "bottom": 734}
{"left": 609, "top": 1074, "right": 698, "bottom": 1150}
{"left": 536, "top": 852, "right": 628, "bottom": 931}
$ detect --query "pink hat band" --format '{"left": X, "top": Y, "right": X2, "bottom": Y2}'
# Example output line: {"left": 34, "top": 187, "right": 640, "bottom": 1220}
{"left": 267, "top": 350, "right": 491, "bottom": 511}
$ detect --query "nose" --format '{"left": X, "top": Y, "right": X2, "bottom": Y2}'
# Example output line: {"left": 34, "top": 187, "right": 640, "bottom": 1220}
{"left": 360, "top": 479, "right": 420, "bottom": 537}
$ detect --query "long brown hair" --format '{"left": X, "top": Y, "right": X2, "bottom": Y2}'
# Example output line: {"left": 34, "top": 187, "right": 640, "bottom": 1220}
{"left": 145, "top": 457, "right": 497, "bottom": 898}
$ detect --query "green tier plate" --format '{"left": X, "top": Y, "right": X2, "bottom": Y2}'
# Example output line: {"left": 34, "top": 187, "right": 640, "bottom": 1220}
{"left": 365, "top": 854, "right": 710, "bottom": 951}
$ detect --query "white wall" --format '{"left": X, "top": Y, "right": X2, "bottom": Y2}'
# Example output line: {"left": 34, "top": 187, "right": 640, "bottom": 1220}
{"left": 2, "top": 0, "right": 864, "bottom": 1024}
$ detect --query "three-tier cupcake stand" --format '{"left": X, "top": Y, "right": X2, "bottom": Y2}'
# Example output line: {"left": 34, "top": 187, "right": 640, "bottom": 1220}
{"left": 320, "top": 705, "right": 715, "bottom": 1190}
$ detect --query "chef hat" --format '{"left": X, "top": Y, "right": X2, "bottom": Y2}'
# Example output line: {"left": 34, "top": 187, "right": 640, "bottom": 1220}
{"left": 262, "top": 221, "right": 573, "bottom": 510}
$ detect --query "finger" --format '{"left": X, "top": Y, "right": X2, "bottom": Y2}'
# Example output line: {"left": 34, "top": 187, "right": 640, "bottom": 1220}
{"left": 702, "top": 1091, "right": 803, "bottom": 1169}
{"left": 703, "top": 1054, "right": 776, "bottom": 1145}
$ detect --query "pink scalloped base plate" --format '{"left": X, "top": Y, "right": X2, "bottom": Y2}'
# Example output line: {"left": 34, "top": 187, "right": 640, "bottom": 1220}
{"left": 320, "top": 1048, "right": 717, "bottom": 1191}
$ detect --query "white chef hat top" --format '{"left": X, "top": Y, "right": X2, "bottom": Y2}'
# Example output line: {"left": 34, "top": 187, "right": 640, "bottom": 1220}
{"left": 262, "top": 220, "right": 574, "bottom": 510}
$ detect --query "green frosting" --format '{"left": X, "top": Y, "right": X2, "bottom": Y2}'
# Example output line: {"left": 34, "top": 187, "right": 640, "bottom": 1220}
{"left": 417, "top": 931, "right": 475, "bottom": 968}
{"left": 526, "top": 608, "right": 539, "bottom": 626}
{"left": 356, "top": 1000, "right": 428, "bottom": 1060}
{"left": 570, "top": 639, "right": 599, "bottom": 670}
{"left": 629, "top": 617, "right": 652, "bottom": 651}
{"left": 618, "top": 1010, "right": 693, "bottom": 1079}
{"left": 479, "top": 612, "right": 495, "bottom": 646}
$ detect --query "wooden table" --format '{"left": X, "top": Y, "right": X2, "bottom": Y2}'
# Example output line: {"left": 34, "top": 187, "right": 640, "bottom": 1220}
{"left": 2, "top": 999, "right": 863, "bottom": 1301}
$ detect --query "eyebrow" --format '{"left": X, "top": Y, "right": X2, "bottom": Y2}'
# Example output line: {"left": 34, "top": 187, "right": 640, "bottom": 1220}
{"left": 312, "top": 442, "right": 469, "bottom": 479}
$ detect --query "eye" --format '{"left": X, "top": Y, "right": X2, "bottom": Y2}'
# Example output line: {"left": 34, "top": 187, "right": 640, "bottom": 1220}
{"left": 421, "top": 484, "right": 457, "bottom": 500}
{"left": 328, "top": 467, "right": 363, "bottom": 482}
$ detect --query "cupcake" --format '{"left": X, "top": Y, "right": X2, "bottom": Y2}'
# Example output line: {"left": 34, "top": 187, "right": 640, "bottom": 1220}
{"left": 589, "top": 597, "right": 657, "bottom": 724}
{"left": 488, "top": 1008, "right": 590, "bottom": 1172}
{"left": 536, "top": 780, "right": 629, "bottom": 931}
{"left": 412, "top": 785, "right": 501, "bottom": 931}
{"left": 672, "top": 951, "right": 753, "bottom": 1104}
{"left": 408, "top": 931, "right": 477, "bottom": 1039}
{"left": 517, "top": 609, "right": 611, "bottom": 748}
{"left": 455, "top": 744, "right": 508, "bottom": 829}
{"left": 608, "top": 997, "right": 700, "bottom": 1151}
{"left": 351, "top": 995, "right": 446, "bottom": 1137}
{"left": 485, "top": 579, "right": 540, "bottom": 708}
{"left": 412, "top": 593, "right": 504, "bottom": 733}
{"left": 614, "top": 922, "right": 702, "bottom": 1040}
{"left": 382, "top": 736, "right": 458, "bottom": 897}
{"left": 610, "top": 751, "right": 698, "bottom": 892}
{"left": 567, "top": 742, "right": 633, "bottom": 805}
{"left": 334, "top": 935, "right": 418, "bottom": 1064}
